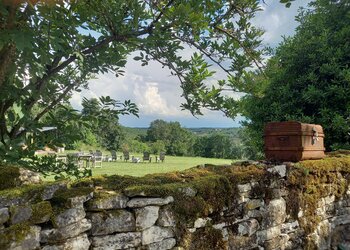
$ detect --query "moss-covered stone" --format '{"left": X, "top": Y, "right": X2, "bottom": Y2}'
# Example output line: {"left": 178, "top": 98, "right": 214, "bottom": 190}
{"left": 30, "top": 201, "right": 52, "bottom": 224}
{"left": 51, "top": 186, "right": 94, "bottom": 208}
{"left": 0, "top": 223, "right": 40, "bottom": 249}
{"left": 0, "top": 164, "right": 21, "bottom": 190}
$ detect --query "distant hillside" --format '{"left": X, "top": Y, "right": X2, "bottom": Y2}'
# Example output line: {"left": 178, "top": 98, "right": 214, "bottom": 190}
{"left": 122, "top": 126, "right": 242, "bottom": 141}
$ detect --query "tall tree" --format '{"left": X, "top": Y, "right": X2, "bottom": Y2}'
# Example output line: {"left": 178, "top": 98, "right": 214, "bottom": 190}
{"left": 0, "top": 0, "right": 269, "bottom": 160}
{"left": 241, "top": 0, "right": 350, "bottom": 155}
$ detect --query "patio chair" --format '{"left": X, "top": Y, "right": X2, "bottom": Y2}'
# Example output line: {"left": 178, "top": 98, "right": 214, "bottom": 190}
{"left": 123, "top": 150, "right": 130, "bottom": 162}
{"left": 142, "top": 152, "right": 152, "bottom": 162}
{"left": 93, "top": 151, "right": 103, "bottom": 168}
{"left": 156, "top": 152, "right": 165, "bottom": 163}
{"left": 110, "top": 150, "right": 117, "bottom": 161}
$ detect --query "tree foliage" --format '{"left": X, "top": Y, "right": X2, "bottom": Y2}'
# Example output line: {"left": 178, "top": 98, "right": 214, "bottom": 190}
{"left": 242, "top": 0, "right": 350, "bottom": 155}
{"left": 0, "top": 0, "right": 271, "bottom": 160}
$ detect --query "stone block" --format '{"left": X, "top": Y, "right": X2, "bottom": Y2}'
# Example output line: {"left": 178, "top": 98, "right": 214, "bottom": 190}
{"left": 267, "top": 165, "right": 287, "bottom": 178}
{"left": 0, "top": 225, "right": 40, "bottom": 250}
{"left": 281, "top": 220, "right": 299, "bottom": 234}
{"left": 41, "top": 183, "right": 68, "bottom": 201}
{"left": 0, "top": 207, "right": 9, "bottom": 224}
{"left": 263, "top": 198, "right": 286, "bottom": 227}
{"left": 256, "top": 225, "right": 281, "bottom": 243}
{"left": 194, "top": 217, "right": 212, "bottom": 228}
{"left": 40, "top": 218, "right": 91, "bottom": 243}
{"left": 42, "top": 234, "right": 90, "bottom": 250}
{"left": 127, "top": 196, "right": 174, "bottom": 208}
{"left": 144, "top": 238, "right": 176, "bottom": 250}
{"left": 177, "top": 187, "right": 197, "bottom": 197}
{"left": 245, "top": 199, "right": 264, "bottom": 210}
{"left": 135, "top": 206, "right": 159, "bottom": 230}
{"left": 30, "top": 201, "right": 52, "bottom": 224}
{"left": 90, "top": 210, "right": 135, "bottom": 235}
{"left": 157, "top": 206, "right": 176, "bottom": 227}
{"left": 237, "top": 183, "right": 252, "bottom": 193}
{"left": 237, "top": 219, "right": 259, "bottom": 236}
{"left": 87, "top": 191, "right": 128, "bottom": 210}
{"left": 142, "top": 226, "right": 174, "bottom": 245}
{"left": 9, "top": 205, "right": 32, "bottom": 225}
{"left": 52, "top": 207, "right": 86, "bottom": 228}
{"left": 91, "top": 232, "right": 142, "bottom": 250}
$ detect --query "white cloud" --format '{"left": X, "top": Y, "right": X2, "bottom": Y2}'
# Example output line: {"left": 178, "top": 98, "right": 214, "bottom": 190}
{"left": 70, "top": 1, "right": 311, "bottom": 127}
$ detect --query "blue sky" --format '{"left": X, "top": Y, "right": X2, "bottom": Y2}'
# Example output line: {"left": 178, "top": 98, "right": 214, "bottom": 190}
{"left": 70, "top": 0, "right": 311, "bottom": 128}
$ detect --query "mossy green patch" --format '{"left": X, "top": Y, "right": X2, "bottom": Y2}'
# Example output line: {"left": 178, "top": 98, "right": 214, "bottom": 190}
{"left": 286, "top": 155, "right": 350, "bottom": 243}
{"left": 0, "top": 164, "right": 21, "bottom": 190}
{"left": 30, "top": 201, "right": 52, "bottom": 224}
{"left": 188, "top": 227, "right": 227, "bottom": 250}
{"left": 51, "top": 186, "right": 94, "bottom": 207}
{"left": 0, "top": 223, "right": 32, "bottom": 249}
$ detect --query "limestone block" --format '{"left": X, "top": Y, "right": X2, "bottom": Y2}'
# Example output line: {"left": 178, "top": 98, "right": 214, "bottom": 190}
{"left": 142, "top": 226, "right": 175, "bottom": 245}
{"left": 237, "top": 183, "right": 252, "bottom": 193}
{"left": 330, "top": 214, "right": 350, "bottom": 227}
{"left": 0, "top": 196, "right": 27, "bottom": 208}
{"left": 177, "top": 187, "right": 197, "bottom": 197}
{"left": 281, "top": 220, "right": 299, "bottom": 234}
{"left": 52, "top": 207, "right": 86, "bottom": 228}
{"left": 157, "top": 206, "right": 176, "bottom": 227}
{"left": 40, "top": 218, "right": 91, "bottom": 243}
{"left": 9, "top": 205, "right": 32, "bottom": 225}
{"left": 91, "top": 232, "right": 142, "bottom": 250}
{"left": 42, "top": 234, "right": 90, "bottom": 250}
{"left": 144, "top": 238, "right": 176, "bottom": 250}
{"left": 87, "top": 192, "right": 128, "bottom": 210}
{"left": 324, "top": 195, "right": 335, "bottom": 205}
{"left": 18, "top": 168, "right": 41, "bottom": 185}
{"left": 135, "top": 206, "right": 159, "bottom": 230}
{"left": 0, "top": 225, "right": 40, "bottom": 250}
{"left": 66, "top": 191, "right": 94, "bottom": 208}
{"left": 90, "top": 210, "right": 135, "bottom": 235}
{"left": 256, "top": 225, "right": 281, "bottom": 243}
{"left": 194, "top": 217, "right": 212, "bottom": 228}
{"left": 263, "top": 198, "right": 286, "bottom": 227}
{"left": 0, "top": 207, "right": 9, "bottom": 224}
{"left": 267, "top": 165, "right": 287, "bottom": 178}
{"left": 263, "top": 234, "right": 289, "bottom": 250}
{"left": 127, "top": 196, "right": 174, "bottom": 208}
{"left": 237, "top": 219, "right": 259, "bottom": 236}
{"left": 30, "top": 201, "right": 52, "bottom": 224}
{"left": 41, "top": 183, "right": 68, "bottom": 200}
{"left": 245, "top": 199, "right": 264, "bottom": 210}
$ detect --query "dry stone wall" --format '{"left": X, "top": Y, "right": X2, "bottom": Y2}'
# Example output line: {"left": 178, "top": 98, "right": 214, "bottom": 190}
{"left": 1, "top": 156, "right": 350, "bottom": 250}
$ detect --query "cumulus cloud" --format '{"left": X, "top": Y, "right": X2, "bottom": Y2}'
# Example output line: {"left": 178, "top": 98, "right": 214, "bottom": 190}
{"left": 70, "top": 1, "right": 310, "bottom": 127}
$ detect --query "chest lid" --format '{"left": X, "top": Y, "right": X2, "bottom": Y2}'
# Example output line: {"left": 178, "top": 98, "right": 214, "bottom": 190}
{"left": 264, "top": 121, "right": 324, "bottom": 137}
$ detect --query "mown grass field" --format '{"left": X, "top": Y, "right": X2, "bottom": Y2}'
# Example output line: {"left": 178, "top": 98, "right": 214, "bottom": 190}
{"left": 90, "top": 155, "right": 233, "bottom": 177}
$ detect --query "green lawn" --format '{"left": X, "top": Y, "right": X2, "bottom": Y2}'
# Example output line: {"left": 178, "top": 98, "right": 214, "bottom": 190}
{"left": 90, "top": 155, "right": 233, "bottom": 177}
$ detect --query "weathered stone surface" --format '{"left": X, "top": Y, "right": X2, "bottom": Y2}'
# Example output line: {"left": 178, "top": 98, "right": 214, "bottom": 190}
{"left": 263, "top": 198, "right": 286, "bottom": 227}
{"left": 237, "top": 183, "right": 252, "bottom": 193}
{"left": 52, "top": 207, "right": 85, "bottom": 228}
{"left": 10, "top": 205, "right": 32, "bottom": 225}
{"left": 194, "top": 217, "right": 212, "bottom": 228}
{"left": 157, "top": 206, "right": 176, "bottom": 227}
{"left": 87, "top": 191, "right": 128, "bottom": 210}
{"left": 127, "top": 196, "right": 174, "bottom": 208}
{"left": 256, "top": 225, "right": 281, "bottom": 243}
{"left": 264, "top": 234, "right": 289, "bottom": 250}
{"left": 41, "top": 183, "right": 68, "bottom": 200}
{"left": 267, "top": 165, "right": 287, "bottom": 178}
{"left": 0, "top": 196, "right": 27, "bottom": 208}
{"left": 238, "top": 219, "right": 259, "bottom": 236}
{"left": 0, "top": 207, "right": 9, "bottom": 224}
{"left": 177, "top": 187, "right": 197, "bottom": 197}
{"left": 91, "top": 232, "right": 142, "bottom": 250}
{"left": 90, "top": 210, "right": 135, "bottom": 235}
{"left": 0, "top": 225, "right": 40, "bottom": 250}
{"left": 135, "top": 206, "right": 159, "bottom": 230}
{"left": 142, "top": 226, "right": 175, "bottom": 245}
{"left": 40, "top": 218, "right": 91, "bottom": 243}
{"left": 66, "top": 191, "right": 94, "bottom": 208}
{"left": 18, "top": 168, "right": 41, "bottom": 185}
{"left": 145, "top": 238, "right": 176, "bottom": 250}
{"left": 30, "top": 201, "right": 52, "bottom": 224}
{"left": 281, "top": 220, "right": 299, "bottom": 234}
{"left": 245, "top": 199, "right": 264, "bottom": 210}
{"left": 42, "top": 234, "right": 91, "bottom": 250}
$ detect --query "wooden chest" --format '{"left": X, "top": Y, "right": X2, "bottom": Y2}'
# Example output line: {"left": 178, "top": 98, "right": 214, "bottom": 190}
{"left": 264, "top": 121, "right": 325, "bottom": 162}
